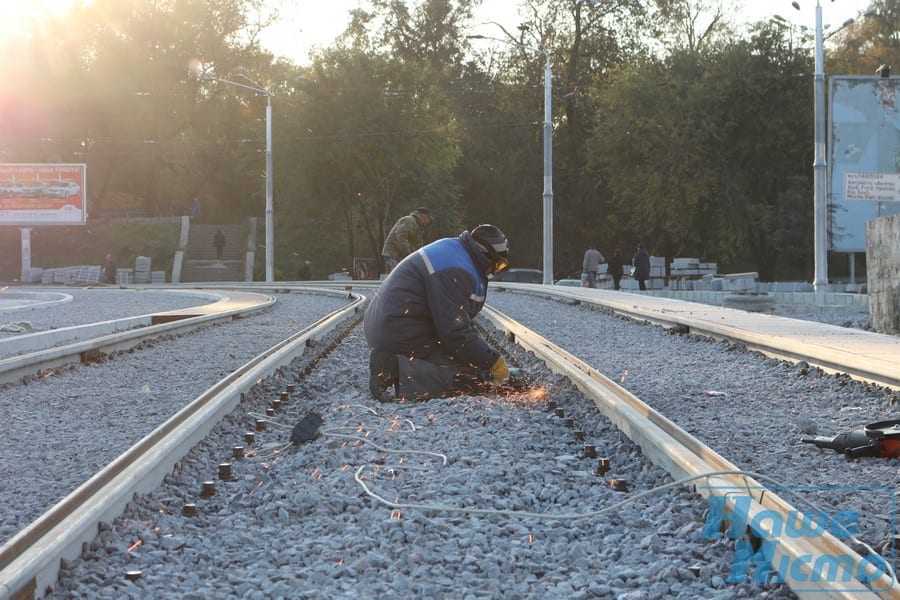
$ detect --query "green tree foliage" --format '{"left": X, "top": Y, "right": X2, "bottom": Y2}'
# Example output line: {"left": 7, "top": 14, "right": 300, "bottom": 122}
{"left": 281, "top": 50, "right": 462, "bottom": 274}
{"left": 3, "top": 0, "right": 895, "bottom": 282}
{"left": 464, "top": 0, "right": 648, "bottom": 272}
{"left": 0, "top": 0, "right": 273, "bottom": 219}
{"left": 830, "top": 0, "right": 900, "bottom": 75}
{"left": 587, "top": 19, "right": 813, "bottom": 279}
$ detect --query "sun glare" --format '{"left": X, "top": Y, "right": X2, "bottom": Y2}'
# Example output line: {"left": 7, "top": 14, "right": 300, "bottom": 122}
{"left": 0, "top": 0, "right": 87, "bottom": 36}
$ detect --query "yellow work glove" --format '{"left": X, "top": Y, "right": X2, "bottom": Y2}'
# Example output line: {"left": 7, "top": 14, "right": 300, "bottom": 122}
{"left": 490, "top": 356, "right": 509, "bottom": 382}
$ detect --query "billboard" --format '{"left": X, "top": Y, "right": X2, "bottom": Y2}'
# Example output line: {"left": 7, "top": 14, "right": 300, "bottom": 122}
{"left": 829, "top": 76, "right": 900, "bottom": 252}
{"left": 0, "top": 163, "right": 87, "bottom": 226}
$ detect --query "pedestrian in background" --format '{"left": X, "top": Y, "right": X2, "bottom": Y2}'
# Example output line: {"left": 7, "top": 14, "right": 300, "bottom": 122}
{"left": 608, "top": 248, "right": 624, "bottom": 290}
{"left": 213, "top": 228, "right": 226, "bottom": 260}
{"left": 381, "top": 207, "right": 432, "bottom": 274}
{"left": 103, "top": 254, "right": 117, "bottom": 284}
{"left": 298, "top": 260, "right": 312, "bottom": 281}
{"left": 633, "top": 243, "right": 651, "bottom": 291}
{"left": 191, "top": 198, "right": 202, "bottom": 223}
{"left": 582, "top": 243, "right": 605, "bottom": 288}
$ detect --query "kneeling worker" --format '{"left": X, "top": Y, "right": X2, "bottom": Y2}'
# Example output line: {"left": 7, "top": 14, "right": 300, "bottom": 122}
{"left": 364, "top": 224, "right": 512, "bottom": 402}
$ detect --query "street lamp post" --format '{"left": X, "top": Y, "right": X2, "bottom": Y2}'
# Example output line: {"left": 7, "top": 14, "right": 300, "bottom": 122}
{"left": 540, "top": 50, "right": 554, "bottom": 285}
{"left": 813, "top": 1, "right": 828, "bottom": 291}
{"left": 206, "top": 74, "right": 275, "bottom": 282}
{"left": 467, "top": 34, "right": 554, "bottom": 284}
{"left": 796, "top": 3, "right": 855, "bottom": 291}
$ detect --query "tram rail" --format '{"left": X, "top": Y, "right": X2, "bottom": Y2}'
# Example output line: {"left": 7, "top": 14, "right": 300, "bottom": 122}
{"left": 0, "top": 283, "right": 897, "bottom": 598}
{"left": 0, "top": 289, "right": 276, "bottom": 385}
{"left": 0, "top": 289, "right": 364, "bottom": 600}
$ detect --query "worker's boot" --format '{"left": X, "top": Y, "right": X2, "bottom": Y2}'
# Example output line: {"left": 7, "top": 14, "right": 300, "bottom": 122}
{"left": 368, "top": 349, "right": 400, "bottom": 402}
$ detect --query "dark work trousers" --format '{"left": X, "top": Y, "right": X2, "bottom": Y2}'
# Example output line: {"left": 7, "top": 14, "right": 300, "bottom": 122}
{"left": 396, "top": 347, "right": 485, "bottom": 400}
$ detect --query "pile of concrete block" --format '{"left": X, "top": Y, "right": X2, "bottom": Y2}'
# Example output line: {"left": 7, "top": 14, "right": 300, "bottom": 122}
{"left": 758, "top": 281, "right": 814, "bottom": 293}
{"left": 668, "top": 258, "right": 718, "bottom": 290}
{"left": 39, "top": 266, "right": 101, "bottom": 285}
{"left": 116, "top": 269, "right": 133, "bottom": 285}
{"left": 722, "top": 272, "right": 758, "bottom": 292}
{"left": 691, "top": 275, "right": 724, "bottom": 292}
{"left": 151, "top": 270, "right": 166, "bottom": 283}
{"left": 75, "top": 266, "right": 102, "bottom": 284}
{"left": 21, "top": 268, "right": 43, "bottom": 284}
{"left": 134, "top": 256, "right": 152, "bottom": 284}
{"left": 669, "top": 258, "right": 717, "bottom": 278}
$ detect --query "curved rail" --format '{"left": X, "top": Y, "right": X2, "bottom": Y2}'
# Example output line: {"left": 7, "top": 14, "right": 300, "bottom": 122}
{"left": 0, "top": 291, "right": 366, "bottom": 600}
{"left": 0, "top": 289, "right": 275, "bottom": 384}
{"left": 482, "top": 305, "right": 896, "bottom": 598}
{"left": 5, "top": 281, "right": 894, "bottom": 598}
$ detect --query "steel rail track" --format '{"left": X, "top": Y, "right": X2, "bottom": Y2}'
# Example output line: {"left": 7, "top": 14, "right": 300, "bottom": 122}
{"left": 277, "top": 280, "right": 900, "bottom": 391}
{"left": 487, "top": 282, "right": 900, "bottom": 390}
{"left": 0, "top": 289, "right": 277, "bottom": 385}
{"left": 0, "top": 291, "right": 366, "bottom": 600}
{"left": 4, "top": 281, "right": 894, "bottom": 598}
{"left": 481, "top": 305, "right": 897, "bottom": 599}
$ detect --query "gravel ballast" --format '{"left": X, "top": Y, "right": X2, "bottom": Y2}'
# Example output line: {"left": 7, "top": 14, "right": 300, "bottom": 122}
{"left": 3, "top": 286, "right": 894, "bottom": 598}
{"left": 0, "top": 288, "right": 352, "bottom": 549}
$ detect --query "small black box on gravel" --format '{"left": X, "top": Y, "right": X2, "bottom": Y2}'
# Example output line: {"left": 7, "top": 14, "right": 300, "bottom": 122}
{"left": 291, "top": 412, "right": 323, "bottom": 444}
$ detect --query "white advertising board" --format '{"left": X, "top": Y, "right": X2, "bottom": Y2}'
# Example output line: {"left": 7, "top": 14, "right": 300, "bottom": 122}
{"left": 0, "top": 163, "right": 87, "bottom": 226}
{"left": 829, "top": 76, "right": 900, "bottom": 252}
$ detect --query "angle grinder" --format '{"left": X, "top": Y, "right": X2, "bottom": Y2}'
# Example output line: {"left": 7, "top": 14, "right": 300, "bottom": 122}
{"left": 801, "top": 419, "right": 900, "bottom": 459}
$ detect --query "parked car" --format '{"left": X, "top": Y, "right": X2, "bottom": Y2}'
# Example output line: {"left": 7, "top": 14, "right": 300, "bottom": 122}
{"left": 43, "top": 180, "right": 81, "bottom": 198}
{"left": 490, "top": 268, "right": 543, "bottom": 283}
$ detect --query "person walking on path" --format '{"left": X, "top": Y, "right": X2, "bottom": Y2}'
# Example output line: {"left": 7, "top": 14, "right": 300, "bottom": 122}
{"left": 103, "top": 254, "right": 117, "bottom": 284}
{"left": 298, "top": 259, "right": 312, "bottom": 281}
{"left": 582, "top": 243, "right": 605, "bottom": 288}
{"left": 608, "top": 248, "right": 624, "bottom": 290}
{"left": 191, "top": 198, "right": 202, "bottom": 223}
{"left": 381, "top": 207, "right": 432, "bottom": 274}
{"left": 213, "top": 229, "right": 226, "bottom": 260}
{"left": 365, "top": 224, "right": 512, "bottom": 402}
{"left": 632, "top": 243, "right": 651, "bottom": 291}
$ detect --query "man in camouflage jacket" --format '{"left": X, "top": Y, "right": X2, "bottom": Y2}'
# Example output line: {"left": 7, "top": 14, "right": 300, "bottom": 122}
{"left": 381, "top": 207, "right": 432, "bottom": 273}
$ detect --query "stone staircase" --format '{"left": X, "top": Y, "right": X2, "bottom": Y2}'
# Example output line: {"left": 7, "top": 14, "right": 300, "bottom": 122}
{"left": 180, "top": 224, "right": 247, "bottom": 282}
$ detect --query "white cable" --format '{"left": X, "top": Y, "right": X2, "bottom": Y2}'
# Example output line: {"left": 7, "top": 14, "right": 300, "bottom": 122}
{"left": 353, "top": 460, "right": 897, "bottom": 580}
{"left": 250, "top": 440, "right": 294, "bottom": 459}
{"left": 354, "top": 465, "right": 760, "bottom": 520}
{"left": 247, "top": 411, "right": 293, "bottom": 430}
{"left": 323, "top": 432, "right": 447, "bottom": 465}
{"left": 339, "top": 404, "right": 379, "bottom": 416}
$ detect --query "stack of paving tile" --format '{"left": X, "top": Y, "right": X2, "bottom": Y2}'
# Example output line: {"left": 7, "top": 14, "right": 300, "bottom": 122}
{"left": 21, "top": 268, "right": 43, "bottom": 284}
{"left": 722, "top": 272, "right": 758, "bottom": 292}
{"left": 134, "top": 256, "right": 152, "bottom": 284}
{"left": 116, "top": 269, "right": 133, "bottom": 285}
{"left": 75, "top": 266, "right": 102, "bottom": 284}
{"left": 668, "top": 258, "right": 718, "bottom": 291}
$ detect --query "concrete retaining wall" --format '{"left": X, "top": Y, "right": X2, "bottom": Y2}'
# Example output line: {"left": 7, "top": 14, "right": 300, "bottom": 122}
{"left": 867, "top": 214, "right": 900, "bottom": 333}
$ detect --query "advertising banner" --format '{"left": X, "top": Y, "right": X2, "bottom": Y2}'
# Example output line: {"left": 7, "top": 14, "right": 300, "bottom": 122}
{"left": 0, "top": 163, "right": 87, "bottom": 226}
{"left": 829, "top": 77, "right": 900, "bottom": 252}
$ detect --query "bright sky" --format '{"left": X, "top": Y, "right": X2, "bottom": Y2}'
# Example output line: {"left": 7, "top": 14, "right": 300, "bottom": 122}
{"left": 0, "top": 0, "right": 875, "bottom": 65}
{"left": 260, "top": 0, "right": 875, "bottom": 65}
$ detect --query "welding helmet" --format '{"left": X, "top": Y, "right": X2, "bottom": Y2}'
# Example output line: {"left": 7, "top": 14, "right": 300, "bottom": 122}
{"left": 471, "top": 224, "right": 509, "bottom": 274}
